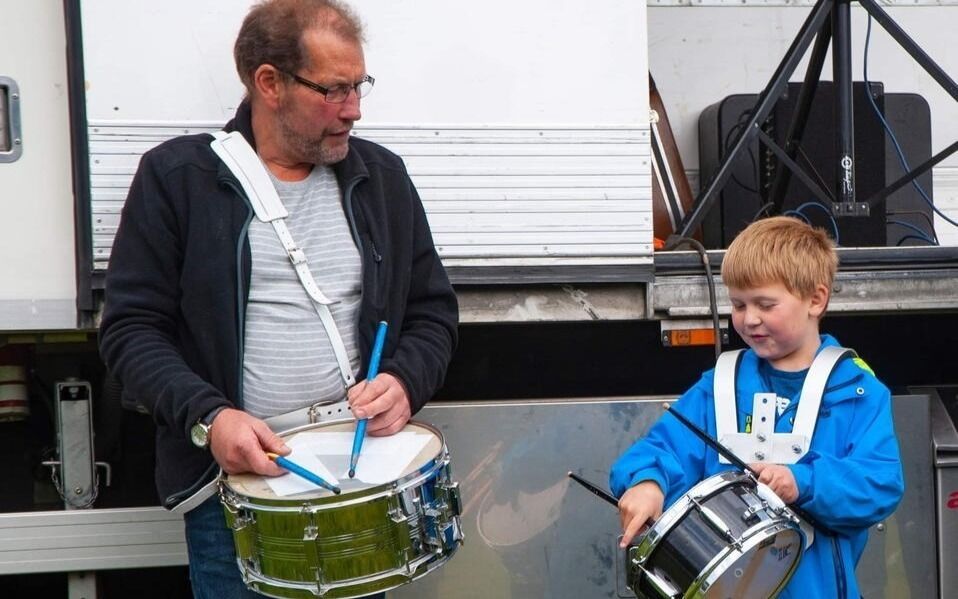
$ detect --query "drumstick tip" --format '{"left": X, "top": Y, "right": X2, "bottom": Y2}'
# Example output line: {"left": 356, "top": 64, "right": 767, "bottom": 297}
{"left": 348, "top": 468, "right": 356, "bottom": 478}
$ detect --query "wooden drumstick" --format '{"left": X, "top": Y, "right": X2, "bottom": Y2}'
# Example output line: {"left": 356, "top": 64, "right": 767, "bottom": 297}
{"left": 665, "top": 405, "right": 836, "bottom": 537}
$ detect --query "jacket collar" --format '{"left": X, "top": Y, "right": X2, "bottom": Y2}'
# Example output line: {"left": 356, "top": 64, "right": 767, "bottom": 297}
{"left": 221, "top": 99, "right": 369, "bottom": 186}
{"left": 736, "top": 334, "right": 865, "bottom": 402}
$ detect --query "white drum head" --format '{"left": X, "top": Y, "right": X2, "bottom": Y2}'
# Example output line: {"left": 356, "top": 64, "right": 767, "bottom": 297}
{"left": 225, "top": 420, "right": 443, "bottom": 500}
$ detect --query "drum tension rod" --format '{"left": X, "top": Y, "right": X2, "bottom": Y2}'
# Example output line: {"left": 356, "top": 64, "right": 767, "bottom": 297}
{"left": 690, "top": 497, "right": 738, "bottom": 546}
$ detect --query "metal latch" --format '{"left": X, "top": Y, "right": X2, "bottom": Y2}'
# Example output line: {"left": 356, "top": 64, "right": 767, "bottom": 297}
{"left": 0, "top": 76, "right": 22, "bottom": 162}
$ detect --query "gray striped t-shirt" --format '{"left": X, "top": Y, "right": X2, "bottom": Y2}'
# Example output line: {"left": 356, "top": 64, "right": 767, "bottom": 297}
{"left": 242, "top": 166, "right": 362, "bottom": 418}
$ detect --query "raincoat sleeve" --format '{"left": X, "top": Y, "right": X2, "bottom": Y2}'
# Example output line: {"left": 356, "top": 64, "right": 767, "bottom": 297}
{"left": 610, "top": 372, "right": 714, "bottom": 505}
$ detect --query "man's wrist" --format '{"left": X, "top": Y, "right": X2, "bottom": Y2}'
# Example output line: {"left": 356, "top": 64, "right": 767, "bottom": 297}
{"left": 190, "top": 405, "right": 229, "bottom": 449}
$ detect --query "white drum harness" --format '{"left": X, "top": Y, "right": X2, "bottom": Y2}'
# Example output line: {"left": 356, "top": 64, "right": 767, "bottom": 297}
{"left": 713, "top": 345, "right": 856, "bottom": 465}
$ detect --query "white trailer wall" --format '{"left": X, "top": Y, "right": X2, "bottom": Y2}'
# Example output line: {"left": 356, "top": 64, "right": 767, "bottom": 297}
{"left": 82, "top": 0, "right": 653, "bottom": 272}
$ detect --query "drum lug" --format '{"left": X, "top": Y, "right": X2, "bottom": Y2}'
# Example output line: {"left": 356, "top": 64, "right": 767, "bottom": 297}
{"left": 639, "top": 565, "right": 681, "bottom": 599}
{"left": 693, "top": 500, "right": 736, "bottom": 545}
{"left": 229, "top": 513, "right": 256, "bottom": 564}
{"left": 389, "top": 489, "right": 420, "bottom": 522}
{"left": 438, "top": 481, "right": 462, "bottom": 517}
{"left": 302, "top": 525, "right": 327, "bottom": 586}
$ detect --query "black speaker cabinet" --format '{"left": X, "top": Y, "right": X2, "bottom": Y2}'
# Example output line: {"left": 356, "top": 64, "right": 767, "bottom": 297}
{"left": 698, "top": 82, "right": 933, "bottom": 248}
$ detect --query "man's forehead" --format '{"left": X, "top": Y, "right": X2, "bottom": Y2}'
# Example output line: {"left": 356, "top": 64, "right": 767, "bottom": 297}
{"left": 300, "top": 28, "right": 365, "bottom": 74}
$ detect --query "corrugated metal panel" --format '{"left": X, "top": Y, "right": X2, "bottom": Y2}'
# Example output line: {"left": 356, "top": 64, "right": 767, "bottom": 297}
{"left": 89, "top": 123, "right": 653, "bottom": 271}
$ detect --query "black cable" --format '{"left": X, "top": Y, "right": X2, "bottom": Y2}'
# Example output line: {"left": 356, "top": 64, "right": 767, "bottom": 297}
{"left": 896, "top": 234, "right": 937, "bottom": 246}
{"left": 887, "top": 209, "right": 938, "bottom": 244}
{"left": 751, "top": 202, "right": 774, "bottom": 222}
{"left": 667, "top": 237, "right": 722, "bottom": 360}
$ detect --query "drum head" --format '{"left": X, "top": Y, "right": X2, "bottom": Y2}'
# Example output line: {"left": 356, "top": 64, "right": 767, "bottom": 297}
{"left": 224, "top": 420, "right": 444, "bottom": 500}
{"left": 701, "top": 525, "right": 804, "bottom": 598}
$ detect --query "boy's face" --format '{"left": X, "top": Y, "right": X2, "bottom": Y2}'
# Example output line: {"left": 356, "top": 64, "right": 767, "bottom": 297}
{"left": 728, "top": 282, "right": 829, "bottom": 371}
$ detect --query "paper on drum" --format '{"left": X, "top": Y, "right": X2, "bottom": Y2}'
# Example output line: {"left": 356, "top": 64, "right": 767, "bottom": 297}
{"left": 265, "top": 431, "right": 433, "bottom": 496}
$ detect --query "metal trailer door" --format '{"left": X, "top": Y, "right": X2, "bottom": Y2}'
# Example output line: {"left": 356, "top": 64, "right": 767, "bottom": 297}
{"left": 0, "top": 0, "right": 77, "bottom": 330}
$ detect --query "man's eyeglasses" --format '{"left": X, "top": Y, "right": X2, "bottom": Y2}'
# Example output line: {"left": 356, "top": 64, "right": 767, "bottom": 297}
{"left": 279, "top": 68, "right": 374, "bottom": 103}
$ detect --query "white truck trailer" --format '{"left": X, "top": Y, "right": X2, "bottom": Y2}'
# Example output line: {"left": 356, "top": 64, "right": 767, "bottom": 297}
{"left": 1, "top": 1, "right": 957, "bottom": 597}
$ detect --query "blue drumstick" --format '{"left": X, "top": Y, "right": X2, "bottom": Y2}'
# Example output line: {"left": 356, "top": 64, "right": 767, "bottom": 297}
{"left": 267, "top": 452, "right": 341, "bottom": 495}
{"left": 349, "top": 320, "right": 388, "bottom": 478}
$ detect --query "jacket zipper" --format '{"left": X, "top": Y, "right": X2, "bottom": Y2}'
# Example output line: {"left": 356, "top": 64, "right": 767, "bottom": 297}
{"left": 164, "top": 176, "right": 253, "bottom": 509}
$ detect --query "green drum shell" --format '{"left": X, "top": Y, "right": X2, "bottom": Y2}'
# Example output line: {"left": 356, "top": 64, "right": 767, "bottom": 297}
{"left": 220, "top": 420, "right": 463, "bottom": 599}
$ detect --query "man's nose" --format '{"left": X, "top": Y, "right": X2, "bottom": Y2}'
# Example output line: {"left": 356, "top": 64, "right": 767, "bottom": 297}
{"left": 340, "top": 89, "right": 362, "bottom": 121}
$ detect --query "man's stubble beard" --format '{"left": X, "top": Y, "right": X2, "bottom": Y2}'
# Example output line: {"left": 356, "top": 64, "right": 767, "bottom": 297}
{"left": 277, "top": 103, "right": 349, "bottom": 166}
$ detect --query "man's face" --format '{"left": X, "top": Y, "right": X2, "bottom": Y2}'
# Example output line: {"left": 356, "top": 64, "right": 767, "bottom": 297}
{"left": 728, "top": 282, "right": 826, "bottom": 371}
{"left": 277, "top": 29, "right": 365, "bottom": 165}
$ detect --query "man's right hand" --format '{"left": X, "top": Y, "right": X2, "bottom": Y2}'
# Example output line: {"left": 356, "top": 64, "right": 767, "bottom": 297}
{"left": 208, "top": 408, "right": 290, "bottom": 476}
{"left": 618, "top": 480, "right": 665, "bottom": 548}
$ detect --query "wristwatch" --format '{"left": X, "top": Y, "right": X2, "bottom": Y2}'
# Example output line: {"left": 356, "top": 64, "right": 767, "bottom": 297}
{"left": 190, "top": 406, "right": 227, "bottom": 449}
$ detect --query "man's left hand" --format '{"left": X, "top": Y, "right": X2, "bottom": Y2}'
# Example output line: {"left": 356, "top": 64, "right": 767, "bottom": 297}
{"left": 348, "top": 372, "right": 411, "bottom": 435}
{"left": 749, "top": 462, "right": 800, "bottom": 503}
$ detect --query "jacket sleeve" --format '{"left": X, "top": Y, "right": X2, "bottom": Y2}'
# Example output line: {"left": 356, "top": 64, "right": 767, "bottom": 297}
{"left": 609, "top": 375, "right": 713, "bottom": 504}
{"left": 788, "top": 378, "right": 905, "bottom": 536}
{"left": 378, "top": 177, "right": 458, "bottom": 414}
{"left": 99, "top": 152, "right": 232, "bottom": 436}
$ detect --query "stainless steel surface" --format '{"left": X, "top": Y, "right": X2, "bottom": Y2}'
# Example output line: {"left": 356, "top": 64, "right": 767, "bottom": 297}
{"left": 928, "top": 389, "right": 958, "bottom": 599}
{"left": 381, "top": 394, "right": 938, "bottom": 599}
{"left": 857, "top": 394, "right": 936, "bottom": 599}
{"left": 391, "top": 398, "right": 665, "bottom": 599}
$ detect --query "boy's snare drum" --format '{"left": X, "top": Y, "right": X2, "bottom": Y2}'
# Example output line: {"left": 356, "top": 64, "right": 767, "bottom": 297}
{"left": 627, "top": 471, "right": 805, "bottom": 599}
{"left": 219, "top": 420, "right": 463, "bottom": 599}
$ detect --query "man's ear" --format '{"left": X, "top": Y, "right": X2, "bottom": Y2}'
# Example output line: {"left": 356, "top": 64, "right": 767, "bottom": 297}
{"left": 809, "top": 282, "right": 830, "bottom": 318}
{"left": 251, "top": 64, "right": 284, "bottom": 110}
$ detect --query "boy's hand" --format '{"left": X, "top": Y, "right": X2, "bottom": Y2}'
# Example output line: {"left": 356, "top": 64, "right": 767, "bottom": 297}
{"left": 749, "top": 462, "right": 799, "bottom": 503}
{"left": 618, "top": 480, "right": 665, "bottom": 548}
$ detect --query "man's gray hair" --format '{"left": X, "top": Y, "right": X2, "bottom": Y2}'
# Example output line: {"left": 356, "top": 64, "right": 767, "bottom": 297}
{"left": 234, "top": 0, "right": 365, "bottom": 93}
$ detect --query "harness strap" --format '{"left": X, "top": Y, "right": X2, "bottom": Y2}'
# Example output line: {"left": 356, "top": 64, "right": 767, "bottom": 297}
{"left": 792, "top": 346, "right": 856, "bottom": 439}
{"left": 210, "top": 131, "right": 355, "bottom": 389}
{"left": 713, "top": 349, "right": 744, "bottom": 439}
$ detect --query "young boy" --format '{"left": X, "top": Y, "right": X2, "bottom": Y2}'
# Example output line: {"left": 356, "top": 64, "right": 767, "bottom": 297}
{"left": 611, "top": 216, "right": 904, "bottom": 598}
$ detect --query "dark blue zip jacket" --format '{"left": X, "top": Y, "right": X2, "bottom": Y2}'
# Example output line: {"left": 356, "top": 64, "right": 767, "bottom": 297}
{"left": 99, "top": 102, "right": 459, "bottom": 507}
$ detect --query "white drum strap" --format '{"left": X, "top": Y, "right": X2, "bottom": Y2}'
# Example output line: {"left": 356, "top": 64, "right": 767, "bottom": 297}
{"left": 791, "top": 346, "right": 856, "bottom": 439}
{"left": 210, "top": 131, "right": 355, "bottom": 389}
{"left": 713, "top": 349, "right": 744, "bottom": 441}
{"left": 713, "top": 345, "right": 854, "bottom": 464}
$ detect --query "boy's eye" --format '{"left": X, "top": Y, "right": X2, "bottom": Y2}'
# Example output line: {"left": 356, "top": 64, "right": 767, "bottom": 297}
{"left": 759, "top": 303, "right": 776, "bottom": 310}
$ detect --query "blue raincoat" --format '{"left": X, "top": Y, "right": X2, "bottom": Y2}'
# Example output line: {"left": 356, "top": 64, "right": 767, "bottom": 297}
{"left": 610, "top": 335, "right": 904, "bottom": 598}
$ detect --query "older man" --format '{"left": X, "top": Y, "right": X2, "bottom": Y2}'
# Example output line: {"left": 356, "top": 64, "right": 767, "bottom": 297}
{"left": 99, "top": 1, "right": 458, "bottom": 596}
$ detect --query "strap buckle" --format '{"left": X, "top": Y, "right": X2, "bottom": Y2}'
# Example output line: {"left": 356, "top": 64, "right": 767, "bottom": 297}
{"left": 288, "top": 247, "right": 308, "bottom": 266}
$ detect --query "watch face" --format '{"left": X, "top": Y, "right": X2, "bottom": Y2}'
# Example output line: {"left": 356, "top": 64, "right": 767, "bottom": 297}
{"left": 191, "top": 422, "right": 210, "bottom": 448}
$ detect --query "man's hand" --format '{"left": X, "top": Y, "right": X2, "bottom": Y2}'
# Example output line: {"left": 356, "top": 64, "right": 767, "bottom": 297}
{"left": 209, "top": 408, "right": 289, "bottom": 476}
{"left": 749, "top": 462, "right": 799, "bottom": 503}
{"left": 618, "top": 480, "right": 665, "bottom": 548}
{"left": 348, "top": 373, "right": 411, "bottom": 436}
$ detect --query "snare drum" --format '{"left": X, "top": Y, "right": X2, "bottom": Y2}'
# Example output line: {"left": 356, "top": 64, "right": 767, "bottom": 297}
{"left": 220, "top": 420, "right": 463, "bottom": 599}
{"left": 627, "top": 471, "right": 805, "bottom": 599}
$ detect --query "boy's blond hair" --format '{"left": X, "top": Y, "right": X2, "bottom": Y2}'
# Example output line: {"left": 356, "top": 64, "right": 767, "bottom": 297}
{"left": 721, "top": 216, "right": 837, "bottom": 299}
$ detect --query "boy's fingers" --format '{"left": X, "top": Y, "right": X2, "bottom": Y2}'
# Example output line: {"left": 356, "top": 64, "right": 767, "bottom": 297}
{"left": 620, "top": 515, "right": 647, "bottom": 548}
